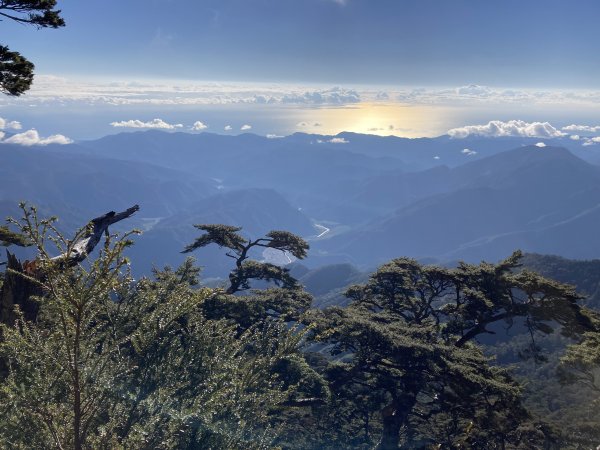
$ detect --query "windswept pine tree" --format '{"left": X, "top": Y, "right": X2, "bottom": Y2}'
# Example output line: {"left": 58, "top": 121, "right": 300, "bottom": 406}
{"left": 308, "top": 252, "right": 595, "bottom": 449}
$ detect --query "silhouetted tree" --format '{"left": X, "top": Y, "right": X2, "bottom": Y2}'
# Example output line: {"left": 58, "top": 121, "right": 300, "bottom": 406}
{"left": 0, "top": 0, "right": 65, "bottom": 95}
{"left": 0, "top": 208, "right": 315, "bottom": 449}
{"left": 310, "top": 252, "right": 593, "bottom": 449}
{"left": 183, "top": 224, "right": 308, "bottom": 295}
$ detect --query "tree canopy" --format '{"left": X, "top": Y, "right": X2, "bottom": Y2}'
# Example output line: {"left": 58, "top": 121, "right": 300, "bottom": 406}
{"left": 0, "top": 0, "right": 65, "bottom": 95}
{"left": 308, "top": 252, "right": 594, "bottom": 448}
{"left": 0, "top": 206, "right": 598, "bottom": 448}
{"left": 183, "top": 224, "right": 309, "bottom": 295}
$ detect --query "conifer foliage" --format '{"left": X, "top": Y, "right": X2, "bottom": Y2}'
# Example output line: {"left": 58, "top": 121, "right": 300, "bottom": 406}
{"left": 0, "top": 0, "right": 65, "bottom": 95}
{"left": 0, "top": 205, "right": 597, "bottom": 448}
{"left": 309, "top": 253, "right": 593, "bottom": 449}
{"left": 0, "top": 207, "right": 314, "bottom": 449}
{"left": 183, "top": 224, "right": 309, "bottom": 295}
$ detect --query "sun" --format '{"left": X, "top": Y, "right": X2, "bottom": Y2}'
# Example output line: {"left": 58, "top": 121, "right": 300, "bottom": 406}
{"left": 297, "top": 102, "right": 453, "bottom": 138}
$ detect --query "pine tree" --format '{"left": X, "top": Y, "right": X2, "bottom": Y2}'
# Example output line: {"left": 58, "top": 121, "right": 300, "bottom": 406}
{"left": 0, "top": 0, "right": 65, "bottom": 95}
{"left": 309, "top": 252, "right": 593, "bottom": 449}
{"left": 0, "top": 207, "right": 318, "bottom": 448}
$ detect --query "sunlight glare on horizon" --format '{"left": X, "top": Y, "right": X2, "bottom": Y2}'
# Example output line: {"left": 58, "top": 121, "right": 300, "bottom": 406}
{"left": 296, "top": 102, "right": 454, "bottom": 138}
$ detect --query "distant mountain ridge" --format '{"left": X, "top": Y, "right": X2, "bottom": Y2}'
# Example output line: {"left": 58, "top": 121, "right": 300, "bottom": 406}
{"left": 3, "top": 131, "right": 600, "bottom": 275}
{"left": 316, "top": 145, "right": 600, "bottom": 266}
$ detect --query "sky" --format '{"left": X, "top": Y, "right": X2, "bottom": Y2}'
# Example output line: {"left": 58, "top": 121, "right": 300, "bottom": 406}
{"left": 2, "top": 0, "right": 600, "bottom": 143}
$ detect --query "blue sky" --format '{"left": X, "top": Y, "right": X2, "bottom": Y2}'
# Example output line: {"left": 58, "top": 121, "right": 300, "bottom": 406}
{"left": 2, "top": 0, "right": 600, "bottom": 142}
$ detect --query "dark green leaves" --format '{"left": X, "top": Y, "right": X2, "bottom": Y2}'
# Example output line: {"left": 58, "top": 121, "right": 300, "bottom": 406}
{"left": 0, "top": 46, "right": 34, "bottom": 96}
{"left": 265, "top": 230, "right": 309, "bottom": 259}
{"left": 0, "top": 0, "right": 65, "bottom": 95}
{"left": 182, "top": 224, "right": 247, "bottom": 253}
{"left": 0, "top": 224, "right": 31, "bottom": 247}
{"left": 184, "top": 223, "right": 309, "bottom": 294}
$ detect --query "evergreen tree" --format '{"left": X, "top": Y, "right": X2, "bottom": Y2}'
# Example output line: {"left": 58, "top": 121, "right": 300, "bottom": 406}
{"left": 0, "top": 208, "right": 317, "bottom": 449}
{"left": 309, "top": 252, "right": 592, "bottom": 449}
{"left": 0, "top": 0, "right": 65, "bottom": 95}
{"left": 183, "top": 224, "right": 308, "bottom": 295}
{"left": 183, "top": 224, "right": 312, "bottom": 331}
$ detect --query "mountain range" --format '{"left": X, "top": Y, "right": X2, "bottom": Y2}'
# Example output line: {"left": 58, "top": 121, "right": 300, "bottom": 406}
{"left": 2, "top": 130, "right": 600, "bottom": 278}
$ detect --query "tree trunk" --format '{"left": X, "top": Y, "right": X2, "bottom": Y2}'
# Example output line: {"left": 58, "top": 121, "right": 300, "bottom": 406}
{"left": 0, "top": 205, "right": 139, "bottom": 326}
{"left": 375, "top": 394, "right": 417, "bottom": 450}
{"left": 0, "top": 251, "right": 41, "bottom": 325}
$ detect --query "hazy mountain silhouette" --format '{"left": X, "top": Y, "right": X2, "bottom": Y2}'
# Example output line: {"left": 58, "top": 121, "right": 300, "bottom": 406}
{"left": 4, "top": 131, "right": 600, "bottom": 276}
{"left": 316, "top": 145, "right": 600, "bottom": 266}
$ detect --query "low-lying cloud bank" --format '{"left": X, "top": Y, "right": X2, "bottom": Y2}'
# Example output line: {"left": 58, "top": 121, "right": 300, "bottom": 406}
{"left": 448, "top": 120, "right": 565, "bottom": 139}
{"left": 1, "top": 129, "right": 72, "bottom": 146}
{"left": 10, "top": 77, "right": 600, "bottom": 110}
{"left": 110, "top": 119, "right": 183, "bottom": 129}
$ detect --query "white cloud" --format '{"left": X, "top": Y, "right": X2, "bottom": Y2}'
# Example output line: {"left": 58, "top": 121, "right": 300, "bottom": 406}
{"left": 2, "top": 129, "right": 72, "bottom": 146}
{"left": 535, "top": 142, "right": 547, "bottom": 147}
{"left": 570, "top": 135, "right": 580, "bottom": 141}
{"left": 266, "top": 134, "right": 284, "bottom": 139}
{"left": 8, "top": 76, "right": 600, "bottom": 111}
{"left": 110, "top": 118, "right": 183, "bottom": 129}
{"left": 297, "top": 121, "right": 323, "bottom": 128}
{"left": 240, "top": 124, "right": 252, "bottom": 131}
{"left": 224, "top": 125, "right": 232, "bottom": 131}
{"left": 562, "top": 124, "right": 600, "bottom": 133}
{"left": 582, "top": 137, "right": 600, "bottom": 146}
{"left": 0, "top": 118, "right": 22, "bottom": 130}
{"left": 0, "top": 131, "right": 5, "bottom": 140}
{"left": 455, "top": 84, "right": 494, "bottom": 97}
{"left": 191, "top": 121, "right": 208, "bottom": 131}
{"left": 433, "top": 156, "right": 440, "bottom": 160}
{"left": 317, "top": 137, "right": 349, "bottom": 144}
{"left": 328, "top": 137, "right": 349, "bottom": 144}
{"left": 282, "top": 87, "right": 360, "bottom": 105}
{"left": 461, "top": 148, "right": 477, "bottom": 156}
{"left": 448, "top": 120, "right": 565, "bottom": 139}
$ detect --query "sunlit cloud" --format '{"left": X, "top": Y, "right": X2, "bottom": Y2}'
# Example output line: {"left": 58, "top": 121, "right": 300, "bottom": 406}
{"left": 6, "top": 77, "right": 600, "bottom": 114}
{"left": 321, "top": 137, "right": 349, "bottom": 144}
{"left": 224, "top": 125, "right": 233, "bottom": 131}
{"left": 330, "top": 137, "right": 348, "bottom": 144}
{"left": 191, "top": 121, "right": 208, "bottom": 131}
{"left": 1, "top": 129, "right": 72, "bottom": 146}
{"left": 562, "top": 124, "right": 600, "bottom": 133}
{"left": 110, "top": 118, "right": 183, "bottom": 129}
{"left": 461, "top": 148, "right": 477, "bottom": 155}
{"left": 582, "top": 137, "right": 600, "bottom": 146}
{"left": 0, "top": 117, "right": 22, "bottom": 130}
{"left": 240, "top": 124, "right": 252, "bottom": 131}
{"left": 535, "top": 142, "right": 547, "bottom": 147}
{"left": 266, "top": 134, "right": 284, "bottom": 139}
{"left": 448, "top": 120, "right": 565, "bottom": 138}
